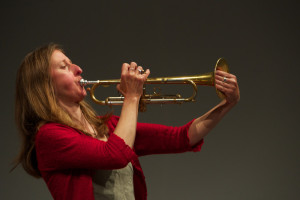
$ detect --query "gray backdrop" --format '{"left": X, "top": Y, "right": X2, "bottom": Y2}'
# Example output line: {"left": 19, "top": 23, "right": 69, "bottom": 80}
{"left": 1, "top": 0, "right": 299, "bottom": 199}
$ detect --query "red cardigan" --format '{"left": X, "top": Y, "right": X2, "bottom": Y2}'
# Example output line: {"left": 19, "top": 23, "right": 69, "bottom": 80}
{"left": 35, "top": 115, "right": 203, "bottom": 200}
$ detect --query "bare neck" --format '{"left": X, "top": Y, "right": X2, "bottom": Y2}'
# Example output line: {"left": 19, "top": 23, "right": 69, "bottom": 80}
{"left": 58, "top": 100, "right": 83, "bottom": 122}
{"left": 57, "top": 100, "right": 101, "bottom": 138}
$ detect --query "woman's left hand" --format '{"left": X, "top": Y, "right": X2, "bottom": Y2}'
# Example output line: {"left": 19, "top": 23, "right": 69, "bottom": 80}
{"left": 215, "top": 70, "right": 240, "bottom": 105}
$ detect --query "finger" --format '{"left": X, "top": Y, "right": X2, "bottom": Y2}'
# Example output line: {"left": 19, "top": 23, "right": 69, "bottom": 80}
{"left": 129, "top": 62, "right": 138, "bottom": 74}
{"left": 215, "top": 74, "right": 233, "bottom": 85}
{"left": 215, "top": 82, "right": 227, "bottom": 95}
{"left": 137, "top": 66, "right": 145, "bottom": 75}
{"left": 215, "top": 79, "right": 235, "bottom": 90}
{"left": 128, "top": 68, "right": 136, "bottom": 75}
{"left": 121, "top": 63, "right": 130, "bottom": 76}
{"left": 215, "top": 70, "right": 235, "bottom": 79}
{"left": 215, "top": 71, "right": 238, "bottom": 89}
{"left": 215, "top": 72, "right": 238, "bottom": 87}
{"left": 141, "top": 69, "right": 150, "bottom": 80}
{"left": 215, "top": 81, "right": 234, "bottom": 95}
{"left": 136, "top": 66, "right": 144, "bottom": 75}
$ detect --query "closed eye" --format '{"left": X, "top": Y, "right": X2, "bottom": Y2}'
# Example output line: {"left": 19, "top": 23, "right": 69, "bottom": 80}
{"left": 60, "top": 65, "right": 69, "bottom": 70}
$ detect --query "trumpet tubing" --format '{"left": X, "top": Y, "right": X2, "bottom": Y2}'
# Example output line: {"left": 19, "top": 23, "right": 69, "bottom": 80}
{"left": 80, "top": 58, "right": 229, "bottom": 111}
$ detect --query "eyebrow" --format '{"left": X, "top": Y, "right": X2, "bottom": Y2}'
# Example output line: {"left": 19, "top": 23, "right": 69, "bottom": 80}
{"left": 62, "top": 59, "right": 73, "bottom": 64}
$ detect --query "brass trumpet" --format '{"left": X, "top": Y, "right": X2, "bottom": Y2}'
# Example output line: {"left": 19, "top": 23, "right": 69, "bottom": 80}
{"left": 80, "top": 58, "right": 229, "bottom": 111}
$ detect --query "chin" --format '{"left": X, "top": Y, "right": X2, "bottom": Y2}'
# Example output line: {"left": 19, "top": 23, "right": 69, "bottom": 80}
{"left": 79, "top": 93, "right": 87, "bottom": 101}
{"left": 75, "top": 92, "right": 86, "bottom": 103}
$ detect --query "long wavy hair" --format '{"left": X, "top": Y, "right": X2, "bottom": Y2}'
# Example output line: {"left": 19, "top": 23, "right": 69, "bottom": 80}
{"left": 13, "top": 43, "right": 109, "bottom": 177}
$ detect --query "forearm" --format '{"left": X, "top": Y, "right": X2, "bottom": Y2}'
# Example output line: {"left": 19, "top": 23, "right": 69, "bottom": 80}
{"left": 188, "top": 99, "right": 236, "bottom": 146}
{"left": 114, "top": 97, "right": 139, "bottom": 148}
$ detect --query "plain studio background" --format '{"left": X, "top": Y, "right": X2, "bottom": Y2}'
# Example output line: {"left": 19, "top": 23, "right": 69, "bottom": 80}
{"left": 1, "top": 0, "right": 299, "bottom": 199}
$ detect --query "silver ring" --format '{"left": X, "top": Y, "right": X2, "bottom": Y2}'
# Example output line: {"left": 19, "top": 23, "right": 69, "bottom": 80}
{"left": 223, "top": 77, "right": 227, "bottom": 82}
{"left": 138, "top": 69, "right": 144, "bottom": 74}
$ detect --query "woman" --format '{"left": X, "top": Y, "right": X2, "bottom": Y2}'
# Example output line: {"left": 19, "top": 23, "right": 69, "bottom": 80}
{"left": 14, "top": 43, "right": 240, "bottom": 200}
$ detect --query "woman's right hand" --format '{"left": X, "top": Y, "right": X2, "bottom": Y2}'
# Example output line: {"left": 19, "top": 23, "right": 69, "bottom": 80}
{"left": 114, "top": 62, "right": 150, "bottom": 148}
{"left": 116, "top": 62, "right": 150, "bottom": 100}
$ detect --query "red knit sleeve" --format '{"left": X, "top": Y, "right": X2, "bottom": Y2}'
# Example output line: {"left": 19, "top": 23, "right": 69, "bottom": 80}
{"left": 35, "top": 123, "right": 136, "bottom": 172}
{"left": 134, "top": 119, "right": 204, "bottom": 156}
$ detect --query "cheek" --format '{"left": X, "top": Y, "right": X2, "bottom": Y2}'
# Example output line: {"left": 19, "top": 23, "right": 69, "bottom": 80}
{"left": 52, "top": 75, "right": 74, "bottom": 94}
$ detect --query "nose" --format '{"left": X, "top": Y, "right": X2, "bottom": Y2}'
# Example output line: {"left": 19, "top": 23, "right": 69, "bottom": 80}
{"left": 71, "top": 64, "right": 83, "bottom": 76}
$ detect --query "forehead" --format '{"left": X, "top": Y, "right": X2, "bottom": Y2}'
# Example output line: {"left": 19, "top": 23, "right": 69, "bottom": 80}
{"left": 50, "top": 50, "right": 69, "bottom": 64}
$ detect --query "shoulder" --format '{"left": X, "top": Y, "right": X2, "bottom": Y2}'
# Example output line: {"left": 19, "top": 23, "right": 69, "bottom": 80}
{"left": 36, "top": 122, "right": 82, "bottom": 143}
{"left": 39, "top": 122, "right": 70, "bottom": 130}
{"left": 38, "top": 122, "right": 79, "bottom": 134}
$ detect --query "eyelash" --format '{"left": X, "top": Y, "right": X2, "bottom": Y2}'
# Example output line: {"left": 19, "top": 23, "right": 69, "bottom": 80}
{"left": 61, "top": 65, "right": 69, "bottom": 69}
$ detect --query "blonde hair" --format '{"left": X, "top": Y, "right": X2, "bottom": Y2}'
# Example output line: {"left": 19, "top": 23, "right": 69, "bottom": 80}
{"left": 13, "top": 43, "right": 109, "bottom": 177}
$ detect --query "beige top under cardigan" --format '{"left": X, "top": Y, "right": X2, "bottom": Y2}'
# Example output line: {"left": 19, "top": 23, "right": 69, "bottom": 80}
{"left": 92, "top": 162, "right": 135, "bottom": 200}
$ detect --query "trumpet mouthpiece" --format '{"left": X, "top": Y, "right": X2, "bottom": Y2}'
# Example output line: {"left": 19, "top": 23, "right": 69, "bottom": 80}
{"left": 80, "top": 79, "right": 87, "bottom": 86}
{"left": 79, "top": 79, "right": 100, "bottom": 86}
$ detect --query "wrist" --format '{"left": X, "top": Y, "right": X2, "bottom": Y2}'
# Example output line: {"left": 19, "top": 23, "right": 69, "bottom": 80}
{"left": 123, "top": 95, "right": 140, "bottom": 103}
{"left": 223, "top": 99, "right": 239, "bottom": 108}
{"left": 122, "top": 96, "right": 141, "bottom": 109}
